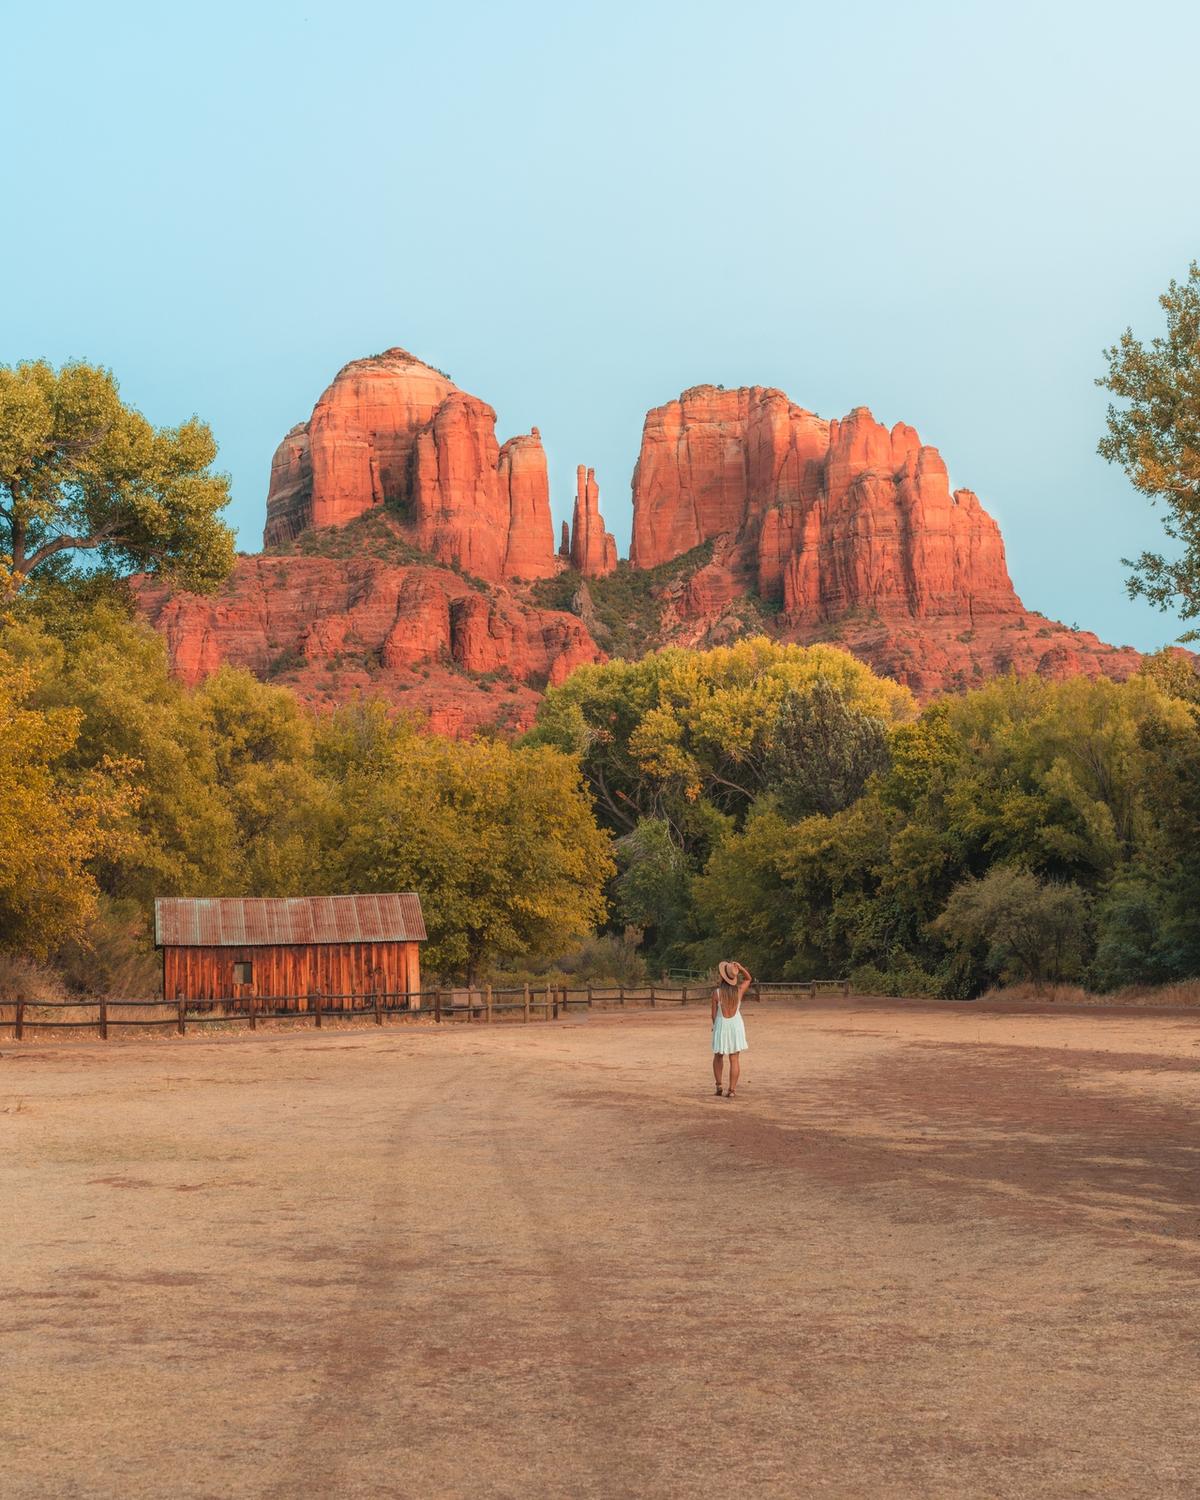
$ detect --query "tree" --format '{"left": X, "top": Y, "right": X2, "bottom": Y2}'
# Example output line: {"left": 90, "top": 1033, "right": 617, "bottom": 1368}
{"left": 193, "top": 667, "right": 333, "bottom": 896}
{"left": 527, "top": 637, "right": 914, "bottom": 850}
{"left": 0, "top": 359, "right": 235, "bottom": 595}
{"left": 1137, "top": 647, "right": 1200, "bottom": 706}
{"left": 764, "top": 676, "right": 890, "bottom": 818}
{"left": 1098, "top": 262, "right": 1200, "bottom": 633}
{"left": 933, "top": 867, "right": 1092, "bottom": 988}
{"left": 613, "top": 818, "right": 692, "bottom": 964}
{"left": 0, "top": 648, "right": 135, "bottom": 958}
{"left": 320, "top": 716, "right": 614, "bottom": 982}
{"left": 3, "top": 606, "right": 238, "bottom": 905}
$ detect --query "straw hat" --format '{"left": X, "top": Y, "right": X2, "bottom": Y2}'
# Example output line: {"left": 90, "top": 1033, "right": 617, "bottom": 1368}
{"left": 718, "top": 960, "right": 740, "bottom": 986}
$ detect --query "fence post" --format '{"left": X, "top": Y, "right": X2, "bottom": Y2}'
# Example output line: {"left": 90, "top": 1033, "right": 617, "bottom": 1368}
{"left": 523, "top": 983, "right": 530, "bottom": 1023}
{"left": 177, "top": 996, "right": 185, "bottom": 1037}
{"left": 15, "top": 1000, "right": 24, "bottom": 1041}
{"left": 650, "top": 984, "right": 656, "bottom": 1008}
{"left": 543, "top": 985, "right": 551, "bottom": 1022}
{"left": 485, "top": 984, "right": 493, "bottom": 1024}
{"left": 682, "top": 985, "right": 688, "bottom": 1006}
{"left": 374, "top": 990, "right": 383, "bottom": 1026}
{"left": 435, "top": 990, "right": 442, "bottom": 1024}
{"left": 618, "top": 985, "right": 624, "bottom": 1007}
{"left": 587, "top": 984, "right": 593, "bottom": 1010}
{"left": 843, "top": 979, "right": 851, "bottom": 997}
{"left": 314, "top": 991, "right": 323, "bottom": 1029}
{"left": 248, "top": 994, "right": 256, "bottom": 1031}
{"left": 98, "top": 999, "right": 108, "bottom": 1040}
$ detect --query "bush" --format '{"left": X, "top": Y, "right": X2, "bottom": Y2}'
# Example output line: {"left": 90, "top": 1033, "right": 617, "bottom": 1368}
{"left": 934, "top": 866, "right": 1093, "bottom": 988}
{"left": 489, "top": 933, "right": 648, "bottom": 989}
{"left": 0, "top": 952, "right": 67, "bottom": 1004}
{"left": 53, "top": 897, "right": 162, "bottom": 997}
{"left": 851, "top": 963, "right": 934, "bottom": 997}
{"left": 1088, "top": 879, "right": 1172, "bottom": 991}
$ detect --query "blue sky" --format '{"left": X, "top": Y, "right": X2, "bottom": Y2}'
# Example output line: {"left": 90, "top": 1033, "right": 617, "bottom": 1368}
{"left": 5, "top": 0, "right": 1199, "bottom": 649}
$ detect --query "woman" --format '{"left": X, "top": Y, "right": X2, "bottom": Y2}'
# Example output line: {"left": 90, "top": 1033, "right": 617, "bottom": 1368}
{"left": 711, "top": 959, "right": 752, "bottom": 1098}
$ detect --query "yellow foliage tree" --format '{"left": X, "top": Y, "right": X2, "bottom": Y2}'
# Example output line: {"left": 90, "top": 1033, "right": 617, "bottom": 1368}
{"left": 320, "top": 707, "right": 614, "bottom": 982}
{"left": 0, "top": 649, "right": 135, "bottom": 958}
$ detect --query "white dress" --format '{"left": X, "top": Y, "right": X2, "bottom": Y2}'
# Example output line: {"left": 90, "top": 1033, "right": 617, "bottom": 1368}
{"left": 712, "top": 989, "right": 748, "bottom": 1055}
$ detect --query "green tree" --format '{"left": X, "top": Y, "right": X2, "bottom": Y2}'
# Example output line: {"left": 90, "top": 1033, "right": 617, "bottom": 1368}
{"left": 320, "top": 715, "right": 613, "bottom": 982}
{"left": 193, "top": 667, "right": 333, "bottom": 896}
{"left": 764, "top": 676, "right": 890, "bottom": 817}
{"left": 1089, "top": 878, "right": 1173, "bottom": 991}
{"left": 1137, "top": 647, "right": 1200, "bottom": 705}
{"left": 0, "top": 648, "right": 135, "bottom": 957}
{"left": 1098, "top": 262, "right": 1200, "bottom": 633}
{"left": 3, "top": 607, "right": 237, "bottom": 904}
{"left": 528, "top": 637, "right": 914, "bottom": 849}
{"left": 933, "top": 867, "right": 1092, "bottom": 988}
{"left": 0, "top": 359, "right": 234, "bottom": 595}
{"left": 613, "top": 817, "right": 692, "bottom": 964}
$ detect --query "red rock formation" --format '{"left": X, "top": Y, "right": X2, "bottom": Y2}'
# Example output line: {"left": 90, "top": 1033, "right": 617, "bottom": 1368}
{"left": 263, "top": 349, "right": 557, "bottom": 583}
{"left": 631, "top": 386, "right": 1024, "bottom": 623}
{"left": 410, "top": 391, "right": 508, "bottom": 579}
{"left": 497, "top": 428, "right": 557, "bottom": 580}
{"left": 138, "top": 357, "right": 1151, "bottom": 731}
{"left": 569, "top": 466, "right": 618, "bottom": 578}
{"left": 634, "top": 384, "right": 1143, "bottom": 696}
{"left": 134, "top": 549, "right": 604, "bottom": 737}
{"left": 630, "top": 386, "right": 829, "bottom": 572}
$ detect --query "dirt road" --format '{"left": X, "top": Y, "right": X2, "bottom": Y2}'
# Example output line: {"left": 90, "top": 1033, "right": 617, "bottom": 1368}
{"left": 3, "top": 998, "right": 1198, "bottom": 1498}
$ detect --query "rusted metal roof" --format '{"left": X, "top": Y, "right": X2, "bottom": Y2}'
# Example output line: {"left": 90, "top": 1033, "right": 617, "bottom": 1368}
{"left": 154, "top": 894, "right": 426, "bottom": 947}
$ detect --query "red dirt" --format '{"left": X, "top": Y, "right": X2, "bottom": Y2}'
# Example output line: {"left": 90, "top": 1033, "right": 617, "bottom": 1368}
{"left": 3, "top": 997, "right": 1198, "bottom": 1497}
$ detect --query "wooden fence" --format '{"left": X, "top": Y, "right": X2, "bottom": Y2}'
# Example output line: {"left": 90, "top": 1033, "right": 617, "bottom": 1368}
{"left": 0, "top": 977, "right": 851, "bottom": 1041}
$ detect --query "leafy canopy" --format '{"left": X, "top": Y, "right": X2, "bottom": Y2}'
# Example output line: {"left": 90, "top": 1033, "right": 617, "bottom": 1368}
{"left": 527, "top": 637, "right": 914, "bottom": 848}
{"left": 0, "top": 645, "right": 136, "bottom": 958}
{"left": 0, "top": 359, "right": 235, "bottom": 595}
{"left": 934, "top": 867, "right": 1092, "bottom": 988}
{"left": 764, "top": 676, "right": 891, "bottom": 818}
{"left": 321, "top": 703, "right": 614, "bottom": 982}
{"left": 1098, "top": 262, "right": 1200, "bottom": 633}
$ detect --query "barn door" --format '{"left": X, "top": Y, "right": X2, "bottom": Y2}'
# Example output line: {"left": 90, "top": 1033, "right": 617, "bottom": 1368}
{"left": 231, "top": 957, "right": 255, "bottom": 1014}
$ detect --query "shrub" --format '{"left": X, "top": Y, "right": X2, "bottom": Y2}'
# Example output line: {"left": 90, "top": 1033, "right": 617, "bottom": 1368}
{"left": 0, "top": 952, "right": 67, "bottom": 1004}
{"left": 934, "top": 866, "right": 1093, "bottom": 988}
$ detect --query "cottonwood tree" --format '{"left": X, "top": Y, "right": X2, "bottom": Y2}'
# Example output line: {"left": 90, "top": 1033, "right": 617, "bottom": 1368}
{"left": 0, "top": 359, "right": 234, "bottom": 595}
{"left": 933, "top": 866, "right": 1092, "bottom": 989}
{"left": 764, "top": 676, "right": 891, "bottom": 818}
{"left": 0, "top": 647, "right": 136, "bottom": 958}
{"left": 1098, "top": 262, "right": 1200, "bottom": 634}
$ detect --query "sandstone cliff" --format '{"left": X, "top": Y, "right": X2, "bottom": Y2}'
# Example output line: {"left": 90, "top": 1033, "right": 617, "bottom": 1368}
{"left": 263, "top": 349, "right": 557, "bottom": 583}
{"left": 628, "top": 385, "right": 1140, "bottom": 696}
{"left": 569, "top": 466, "right": 618, "bottom": 578}
{"left": 136, "top": 354, "right": 1147, "bottom": 733}
{"left": 136, "top": 516, "right": 602, "bottom": 738}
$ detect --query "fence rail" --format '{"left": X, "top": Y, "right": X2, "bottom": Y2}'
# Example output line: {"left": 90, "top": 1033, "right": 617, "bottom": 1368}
{"left": 0, "top": 977, "right": 850, "bottom": 1041}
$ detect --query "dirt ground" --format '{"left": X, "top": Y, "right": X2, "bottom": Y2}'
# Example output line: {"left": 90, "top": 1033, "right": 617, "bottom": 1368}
{"left": 2, "top": 997, "right": 1199, "bottom": 1500}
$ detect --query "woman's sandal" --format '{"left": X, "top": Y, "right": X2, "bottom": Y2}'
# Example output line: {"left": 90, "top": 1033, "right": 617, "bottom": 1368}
{"left": 714, "top": 1084, "right": 723, "bottom": 1096}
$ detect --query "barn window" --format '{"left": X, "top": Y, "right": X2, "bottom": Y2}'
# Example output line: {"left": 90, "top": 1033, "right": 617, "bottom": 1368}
{"left": 233, "top": 960, "right": 253, "bottom": 985}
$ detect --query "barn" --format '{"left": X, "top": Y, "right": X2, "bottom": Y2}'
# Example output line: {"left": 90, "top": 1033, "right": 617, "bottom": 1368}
{"left": 154, "top": 894, "right": 427, "bottom": 1009}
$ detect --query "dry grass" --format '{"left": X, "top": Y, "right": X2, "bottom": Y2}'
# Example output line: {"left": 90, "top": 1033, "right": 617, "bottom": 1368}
{"left": 0, "top": 953, "right": 67, "bottom": 1004}
{"left": 981, "top": 977, "right": 1200, "bottom": 1007}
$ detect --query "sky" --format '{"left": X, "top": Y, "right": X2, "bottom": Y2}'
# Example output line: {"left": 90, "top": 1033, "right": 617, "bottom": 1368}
{"left": 5, "top": 0, "right": 1200, "bottom": 651}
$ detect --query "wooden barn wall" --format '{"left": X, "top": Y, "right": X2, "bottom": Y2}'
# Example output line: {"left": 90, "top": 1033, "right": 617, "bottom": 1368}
{"left": 162, "top": 942, "right": 421, "bottom": 1006}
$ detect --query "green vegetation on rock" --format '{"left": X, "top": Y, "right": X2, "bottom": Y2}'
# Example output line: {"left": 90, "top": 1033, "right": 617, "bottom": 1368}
{"left": 531, "top": 543, "right": 714, "bottom": 658}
